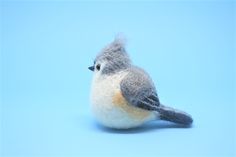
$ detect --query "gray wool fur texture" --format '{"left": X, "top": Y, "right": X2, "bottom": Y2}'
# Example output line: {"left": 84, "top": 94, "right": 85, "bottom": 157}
{"left": 95, "top": 38, "right": 131, "bottom": 75}
{"left": 91, "top": 37, "right": 193, "bottom": 126}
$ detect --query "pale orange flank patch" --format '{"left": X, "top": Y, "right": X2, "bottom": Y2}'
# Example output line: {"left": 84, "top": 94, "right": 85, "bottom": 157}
{"left": 112, "top": 91, "right": 151, "bottom": 120}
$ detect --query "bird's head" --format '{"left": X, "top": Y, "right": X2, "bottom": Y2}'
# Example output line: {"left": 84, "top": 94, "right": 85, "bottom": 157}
{"left": 88, "top": 37, "right": 131, "bottom": 76}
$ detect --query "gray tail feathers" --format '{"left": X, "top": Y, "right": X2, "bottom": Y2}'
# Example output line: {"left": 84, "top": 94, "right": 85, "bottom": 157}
{"left": 157, "top": 104, "right": 193, "bottom": 125}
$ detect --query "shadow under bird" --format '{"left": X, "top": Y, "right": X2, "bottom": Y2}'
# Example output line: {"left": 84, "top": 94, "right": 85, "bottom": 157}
{"left": 88, "top": 37, "right": 193, "bottom": 129}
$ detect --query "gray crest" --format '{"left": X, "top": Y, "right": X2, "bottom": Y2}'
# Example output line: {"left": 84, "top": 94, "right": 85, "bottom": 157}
{"left": 95, "top": 37, "right": 131, "bottom": 75}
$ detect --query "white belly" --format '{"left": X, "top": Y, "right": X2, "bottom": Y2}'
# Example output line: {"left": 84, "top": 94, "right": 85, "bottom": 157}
{"left": 90, "top": 71, "right": 156, "bottom": 129}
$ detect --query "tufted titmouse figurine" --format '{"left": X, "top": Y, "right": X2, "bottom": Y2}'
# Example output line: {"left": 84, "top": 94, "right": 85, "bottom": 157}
{"left": 88, "top": 37, "right": 193, "bottom": 129}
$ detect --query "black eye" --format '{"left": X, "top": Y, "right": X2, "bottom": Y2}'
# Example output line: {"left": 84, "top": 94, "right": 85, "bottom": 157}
{"left": 96, "top": 64, "right": 101, "bottom": 71}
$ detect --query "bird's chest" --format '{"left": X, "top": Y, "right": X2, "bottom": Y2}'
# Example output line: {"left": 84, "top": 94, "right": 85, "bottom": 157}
{"left": 89, "top": 71, "right": 155, "bottom": 129}
{"left": 90, "top": 72, "right": 133, "bottom": 127}
{"left": 90, "top": 72, "right": 127, "bottom": 110}
{"left": 91, "top": 72, "right": 155, "bottom": 128}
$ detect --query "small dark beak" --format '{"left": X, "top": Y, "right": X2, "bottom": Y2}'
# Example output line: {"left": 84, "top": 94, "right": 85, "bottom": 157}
{"left": 88, "top": 66, "right": 94, "bottom": 71}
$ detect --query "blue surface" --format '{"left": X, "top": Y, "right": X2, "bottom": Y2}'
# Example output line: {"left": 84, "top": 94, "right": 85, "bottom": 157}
{"left": 1, "top": 0, "right": 235, "bottom": 157}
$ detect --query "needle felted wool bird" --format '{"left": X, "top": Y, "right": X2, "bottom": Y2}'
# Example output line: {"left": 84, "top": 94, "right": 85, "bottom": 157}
{"left": 88, "top": 37, "right": 193, "bottom": 129}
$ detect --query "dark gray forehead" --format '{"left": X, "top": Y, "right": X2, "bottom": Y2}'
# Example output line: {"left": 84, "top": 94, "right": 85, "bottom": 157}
{"left": 95, "top": 38, "right": 131, "bottom": 75}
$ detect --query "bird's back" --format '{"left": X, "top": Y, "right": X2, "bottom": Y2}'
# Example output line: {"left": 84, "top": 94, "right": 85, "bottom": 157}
{"left": 120, "top": 66, "right": 160, "bottom": 111}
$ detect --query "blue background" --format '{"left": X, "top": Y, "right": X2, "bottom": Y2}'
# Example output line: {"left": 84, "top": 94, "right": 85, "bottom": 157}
{"left": 0, "top": 0, "right": 235, "bottom": 156}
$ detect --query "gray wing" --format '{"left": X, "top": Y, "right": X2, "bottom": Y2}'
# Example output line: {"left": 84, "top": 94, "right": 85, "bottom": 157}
{"left": 120, "top": 67, "right": 160, "bottom": 111}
